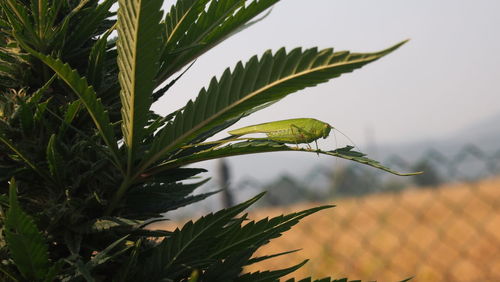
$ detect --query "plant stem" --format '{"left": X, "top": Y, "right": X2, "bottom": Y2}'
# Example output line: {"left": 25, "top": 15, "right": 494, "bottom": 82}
{"left": 104, "top": 176, "right": 132, "bottom": 215}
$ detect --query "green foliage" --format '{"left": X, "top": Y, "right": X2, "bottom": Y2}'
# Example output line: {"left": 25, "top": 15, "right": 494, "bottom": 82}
{"left": 3, "top": 179, "right": 53, "bottom": 281}
{"left": 0, "top": 0, "right": 412, "bottom": 280}
{"left": 116, "top": 0, "right": 164, "bottom": 172}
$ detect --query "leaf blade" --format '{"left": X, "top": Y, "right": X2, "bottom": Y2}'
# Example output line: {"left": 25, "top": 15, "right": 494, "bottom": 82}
{"left": 116, "top": 0, "right": 164, "bottom": 171}
{"left": 149, "top": 141, "right": 420, "bottom": 176}
{"left": 4, "top": 179, "right": 50, "bottom": 280}
{"left": 142, "top": 42, "right": 407, "bottom": 175}
{"left": 158, "top": 0, "right": 279, "bottom": 82}
{"left": 20, "top": 48, "right": 122, "bottom": 170}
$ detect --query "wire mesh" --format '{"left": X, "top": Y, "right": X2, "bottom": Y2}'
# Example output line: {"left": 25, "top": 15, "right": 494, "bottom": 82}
{"left": 243, "top": 145, "right": 500, "bottom": 281}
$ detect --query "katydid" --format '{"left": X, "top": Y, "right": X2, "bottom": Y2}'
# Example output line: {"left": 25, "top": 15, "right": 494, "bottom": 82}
{"left": 181, "top": 118, "right": 353, "bottom": 152}
{"left": 228, "top": 118, "right": 332, "bottom": 150}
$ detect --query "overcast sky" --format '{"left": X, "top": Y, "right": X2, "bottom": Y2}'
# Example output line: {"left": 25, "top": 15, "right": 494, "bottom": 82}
{"left": 154, "top": 0, "right": 500, "bottom": 183}
{"left": 156, "top": 0, "right": 500, "bottom": 145}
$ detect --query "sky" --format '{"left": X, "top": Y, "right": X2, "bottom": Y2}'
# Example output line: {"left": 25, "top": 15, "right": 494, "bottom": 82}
{"left": 154, "top": 0, "right": 500, "bottom": 183}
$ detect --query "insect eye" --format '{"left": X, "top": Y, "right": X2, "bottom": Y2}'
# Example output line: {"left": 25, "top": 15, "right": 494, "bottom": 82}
{"left": 323, "top": 125, "right": 332, "bottom": 138}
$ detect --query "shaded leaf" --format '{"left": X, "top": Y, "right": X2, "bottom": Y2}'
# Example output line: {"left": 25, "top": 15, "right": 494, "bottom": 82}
{"left": 202, "top": 249, "right": 254, "bottom": 281}
{"left": 116, "top": 0, "right": 164, "bottom": 170}
{"left": 20, "top": 47, "right": 122, "bottom": 169}
{"left": 65, "top": 0, "right": 116, "bottom": 51}
{"left": 246, "top": 249, "right": 301, "bottom": 265}
{"left": 75, "top": 217, "right": 143, "bottom": 234}
{"left": 236, "top": 260, "right": 308, "bottom": 282}
{"left": 46, "top": 134, "right": 63, "bottom": 181}
{"left": 137, "top": 193, "right": 264, "bottom": 280}
{"left": 150, "top": 141, "right": 421, "bottom": 176}
{"left": 143, "top": 42, "right": 407, "bottom": 176}
{"left": 0, "top": 134, "right": 51, "bottom": 181}
{"left": 158, "top": 0, "right": 279, "bottom": 82}
{"left": 87, "top": 23, "right": 115, "bottom": 90}
{"left": 210, "top": 205, "right": 334, "bottom": 259}
{"left": 4, "top": 179, "right": 50, "bottom": 280}
{"left": 86, "top": 235, "right": 130, "bottom": 269}
{"left": 125, "top": 179, "right": 211, "bottom": 216}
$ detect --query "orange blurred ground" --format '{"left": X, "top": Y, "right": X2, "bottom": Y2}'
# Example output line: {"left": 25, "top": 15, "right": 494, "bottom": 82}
{"left": 150, "top": 177, "right": 500, "bottom": 281}
{"left": 246, "top": 177, "right": 500, "bottom": 281}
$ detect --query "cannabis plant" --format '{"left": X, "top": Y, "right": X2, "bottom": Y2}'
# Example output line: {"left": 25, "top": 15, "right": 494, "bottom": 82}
{"left": 0, "top": 0, "right": 412, "bottom": 281}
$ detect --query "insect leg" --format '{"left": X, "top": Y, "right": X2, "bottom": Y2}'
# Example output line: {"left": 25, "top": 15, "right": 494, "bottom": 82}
{"left": 289, "top": 125, "right": 299, "bottom": 148}
{"left": 290, "top": 124, "right": 317, "bottom": 149}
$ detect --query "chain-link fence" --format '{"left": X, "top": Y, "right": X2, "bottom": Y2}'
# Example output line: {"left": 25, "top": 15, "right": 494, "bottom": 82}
{"left": 242, "top": 145, "right": 500, "bottom": 281}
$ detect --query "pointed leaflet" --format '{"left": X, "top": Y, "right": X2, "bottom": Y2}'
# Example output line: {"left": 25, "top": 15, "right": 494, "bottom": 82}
{"left": 138, "top": 193, "right": 264, "bottom": 280}
{"left": 148, "top": 142, "right": 420, "bottom": 176}
{"left": 116, "top": 0, "right": 163, "bottom": 170}
{"left": 142, "top": 42, "right": 407, "bottom": 174}
{"left": 29, "top": 0, "right": 48, "bottom": 39}
{"left": 1, "top": 0, "right": 41, "bottom": 48}
{"left": 87, "top": 20, "right": 115, "bottom": 90}
{"left": 46, "top": 134, "right": 64, "bottom": 182}
{"left": 163, "top": 0, "right": 209, "bottom": 48}
{"left": 125, "top": 179, "right": 214, "bottom": 217}
{"left": 4, "top": 179, "right": 50, "bottom": 280}
{"left": 0, "top": 134, "right": 52, "bottom": 181}
{"left": 209, "top": 205, "right": 333, "bottom": 259}
{"left": 23, "top": 48, "right": 121, "bottom": 169}
{"left": 236, "top": 260, "right": 308, "bottom": 282}
{"left": 65, "top": 0, "right": 116, "bottom": 51}
{"left": 158, "top": 0, "right": 279, "bottom": 83}
{"left": 246, "top": 249, "right": 301, "bottom": 266}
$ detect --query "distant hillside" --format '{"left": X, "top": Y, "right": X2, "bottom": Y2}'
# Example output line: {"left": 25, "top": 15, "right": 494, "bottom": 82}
{"left": 376, "top": 111, "right": 500, "bottom": 161}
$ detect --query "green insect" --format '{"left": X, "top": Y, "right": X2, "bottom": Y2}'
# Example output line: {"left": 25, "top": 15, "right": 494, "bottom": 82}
{"left": 228, "top": 118, "right": 333, "bottom": 150}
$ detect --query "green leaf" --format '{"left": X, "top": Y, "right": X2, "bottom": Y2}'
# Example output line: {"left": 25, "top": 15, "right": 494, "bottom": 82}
{"left": 236, "top": 259, "right": 308, "bottom": 282}
{"left": 142, "top": 42, "right": 407, "bottom": 176}
{"left": 17, "top": 100, "right": 34, "bottom": 134}
{"left": 74, "top": 260, "right": 95, "bottom": 282}
{"left": 210, "top": 205, "right": 334, "bottom": 260}
{"left": 43, "top": 260, "right": 64, "bottom": 282}
{"left": 58, "top": 100, "right": 81, "bottom": 136}
{"left": 116, "top": 0, "right": 164, "bottom": 172}
{"left": 85, "top": 235, "right": 130, "bottom": 269}
{"left": 246, "top": 249, "right": 301, "bottom": 266}
{"left": 29, "top": 74, "right": 56, "bottom": 104}
{"left": 72, "top": 236, "right": 130, "bottom": 281}
{"left": 138, "top": 193, "right": 264, "bottom": 280}
{"left": 46, "top": 134, "right": 64, "bottom": 181}
{"left": 0, "top": 264, "right": 22, "bottom": 281}
{"left": 65, "top": 0, "right": 117, "bottom": 52}
{"left": 0, "top": 134, "right": 51, "bottom": 181}
{"left": 149, "top": 140, "right": 420, "bottom": 176}
{"left": 4, "top": 179, "right": 50, "bottom": 280}
{"left": 146, "top": 167, "right": 207, "bottom": 183}
{"left": 33, "top": 99, "right": 49, "bottom": 122}
{"left": 0, "top": 194, "right": 8, "bottom": 206}
{"left": 163, "top": 0, "right": 209, "bottom": 48}
{"left": 199, "top": 206, "right": 332, "bottom": 281}
{"left": 125, "top": 179, "right": 215, "bottom": 217}
{"left": 87, "top": 24, "right": 114, "bottom": 91}
{"left": 1, "top": 0, "right": 41, "bottom": 48}
{"left": 75, "top": 217, "right": 142, "bottom": 234}
{"left": 20, "top": 48, "right": 122, "bottom": 170}
{"left": 202, "top": 249, "right": 255, "bottom": 281}
{"left": 158, "top": 0, "right": 279, "bottom": 83}
{"left": 29, "top": 0, "right": 48, "bottom": 39}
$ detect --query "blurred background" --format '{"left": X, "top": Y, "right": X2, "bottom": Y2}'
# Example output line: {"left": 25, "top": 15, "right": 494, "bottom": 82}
{"left": 155, "top": 0, "right": 500, "bottom": 281}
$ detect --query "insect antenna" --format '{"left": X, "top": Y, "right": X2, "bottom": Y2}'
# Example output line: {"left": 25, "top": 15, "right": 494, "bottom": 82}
{"left": 332, "top": 128, "right": 340, "bottom": 173}
{"left": 333, "top": 127, "right": 362, "bottom": 153}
